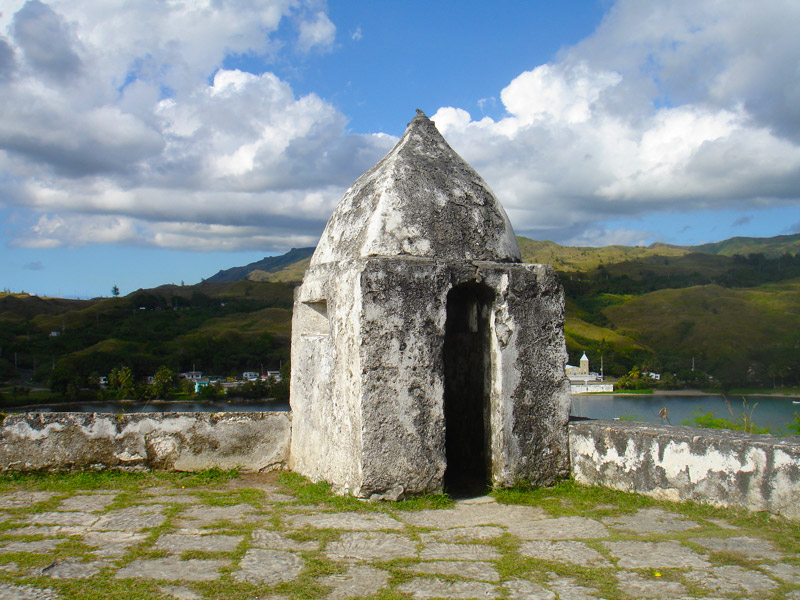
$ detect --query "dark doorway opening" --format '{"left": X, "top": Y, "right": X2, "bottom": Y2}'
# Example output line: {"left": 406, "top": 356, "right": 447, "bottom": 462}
{"left": 443, "top": 282, "right": 493, "bottom": 496}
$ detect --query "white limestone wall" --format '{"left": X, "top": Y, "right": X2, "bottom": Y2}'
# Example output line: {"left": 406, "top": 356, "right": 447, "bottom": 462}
{"left": 289, "top": 262, "right": 365, "bottom": 493}
{"left": 569, "top": 419, "right": 800, "bottom": 520}
{"left": 0, "top": 412, "right": 291, "bottom": 472}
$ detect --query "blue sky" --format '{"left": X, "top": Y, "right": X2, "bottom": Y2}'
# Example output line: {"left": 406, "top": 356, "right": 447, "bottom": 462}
{"left": 2, "top": 0, "right": 800, "bottom": 298}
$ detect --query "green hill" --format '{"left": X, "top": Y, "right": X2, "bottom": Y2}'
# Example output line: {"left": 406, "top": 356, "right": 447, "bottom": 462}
{"left": 4, "top": 232, "right": 800, "bottom": 395}
{"left": 602, "top": 279, "right": 800, "bottom": 382}
{"left": 516, "top": 237, "right": 689, "bottom": 272}
{"left": 0, "top": 280, "right": 296, "bottom": 393}
{"left": 682, "top": 233, "right": 800, "bottom": 257}
{"left": 205, "top": 247, "right": 315, "bottom": 282}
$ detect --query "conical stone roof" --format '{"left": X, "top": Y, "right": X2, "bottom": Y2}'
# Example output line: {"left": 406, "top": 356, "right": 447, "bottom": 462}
{"left": 311, "top": 110, "right": 521, "bottom": 266}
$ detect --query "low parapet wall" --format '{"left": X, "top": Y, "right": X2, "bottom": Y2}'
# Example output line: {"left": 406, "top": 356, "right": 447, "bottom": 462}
{"left": 4, "top": 412, "right": 800, "bottom": 519}
{"left": 0, "top": 412, "right": 291, "bottom": 473}
{"left": 569, "top": 419, "right": 800, "bottom": 519}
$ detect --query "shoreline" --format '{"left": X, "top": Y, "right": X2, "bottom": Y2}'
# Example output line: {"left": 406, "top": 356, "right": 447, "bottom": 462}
{"left": 576, "top": 388, "right": 800, "bottom": 399}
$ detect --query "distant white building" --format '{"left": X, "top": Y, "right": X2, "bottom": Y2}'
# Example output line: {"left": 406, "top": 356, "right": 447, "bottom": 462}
{"left": 566, "top": 353, "right": 591, "bottom": 379}
{"left": 566, "top": 353, "right": 613, "bottom": 393}
{"left": 179, "top": 371, "right": 203, "bottom": 381}
{"left": 260, "top": 371, "right": 282, "bottom": 382}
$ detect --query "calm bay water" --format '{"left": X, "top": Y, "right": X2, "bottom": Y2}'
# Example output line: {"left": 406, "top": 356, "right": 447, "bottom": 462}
{"left": 19, "top": 394, "right": 800, "bottom": 433}
{"left": 570, "top": 393, "right": 800, "bottom": 431}
{"left": 18, "top": 399, "right": 291, "bottom": 414}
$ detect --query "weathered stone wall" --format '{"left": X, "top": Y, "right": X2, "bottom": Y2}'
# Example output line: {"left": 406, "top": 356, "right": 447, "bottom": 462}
{"left": 0, "top": 412, "right": 291, "bottom": 472}
{"left": 569, "top": 419, "right": 800, "bottom": 519}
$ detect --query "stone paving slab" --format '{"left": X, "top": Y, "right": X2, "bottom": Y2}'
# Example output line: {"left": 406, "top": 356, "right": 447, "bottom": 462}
{"left": 0, "top": 473, "right": 797, "bottom": 600}
{"left": 519, "top": 540, "right": 611, "bottom": 567}
{"left": 508, "top": 515, "right": 610, "bottom": 540}
{"left": 326, "top": 531, "right": 417, "bottom": 561}
{"left": 40, "top": 559, "right": 105, "bottom": 579}
{"left": 689, "top": 534, "right": 783, "bottom": 560}
{"left": 547, "top": 577, "right": 606, "bottom": 600}
{"left": 23, "top": 512, "right": 97, "bottom": 527}
{"left": 503, "top": 578, "right": 557, "bottom": 600}
{"left": 250, "top": 529, "right": 319, "bottom": 551}
{"left": 418, "top": 542, "right": 501, "bottom": 560}
{"left": 90, "top": 505, "right": 167, "bottom": 531}
{"left": 0, "top": 492, "right": 57, "bottom": 509}
{"left": 603, "top": 540, "right": 712, "bottom": 569}
{"left": 2, "top": 526, "right": 65, "bottom": 538}
{"left": 406, "top": 560, "right": 500, "bottom": 581}
{"left": 683, "top": 564, "right": 779, "bottom": 595}
{"left": 155, "top": 532, "right": 243, "bottom": 553}
{"left": 398, "top": 577, "right": 497, "bottom": 599}
{"left": 420, "top": 524, "right": 505, "bottom": 542}
{"left": 57, "top": 494, "right": 116, "bottom": 512}
{"left": 157, "top": 585, "right": 202, "bottom": 600}
{"left": 81, "top": 530, "right": 147, "bottom": 557}
{"left": 233, "top": 548, "right": 304, "bottom": 584}
{"left": 615, "top": 570, "right": 689, "bottom": 599}
{"left": 140, "top": 495, "right": 200, "bottom": 505}
{"left": 603, "top": 507, "right": 702, "bottom": 534}
{"left": 318, "top": 565, "right": 390, "bottom": 599}
{"left": 0, "top": 539, "right": 64, "bottom": 553}
{"left": 179, "top": 503, "right": 257, "bottom": 521}
{"left": 762, "top": 562, "right": 800, "bottom": 584}
{"left": 0, "top": 583, "right": 60, "bottom": 600}
{"left": 401, "top": 498, "right": 546, "bottom": 529}
{"left": 286, "top": 511, "right": 403, "bottom": 530}
{"left": 115, "top": 558, "right": 228, "bottom": 581}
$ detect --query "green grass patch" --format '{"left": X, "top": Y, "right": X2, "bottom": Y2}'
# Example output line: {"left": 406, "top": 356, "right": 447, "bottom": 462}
{"left": 159, "top": 467, "right": 240, "bottom": 488}
{"left": 36, "top": 576, "right": 168, "bottom": 600}
{"left": 0, "top": 470, "right": 154, "bottom": 494}
{"left": 195, "top": 488, "right": 264, "bottom": 507}
{"left": 276, "top": 471, "right": 454, "bottom": 512}
{"left": 277, "top": 472, "right": 365, "bottom": 511}
{"left": 493, "top": 479, "right": 654, "bottom": 517}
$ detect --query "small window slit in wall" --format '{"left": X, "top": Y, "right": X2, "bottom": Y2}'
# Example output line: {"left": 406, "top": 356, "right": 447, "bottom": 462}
{"left": 300, "top": 300, "right": 329, "bottom": 336}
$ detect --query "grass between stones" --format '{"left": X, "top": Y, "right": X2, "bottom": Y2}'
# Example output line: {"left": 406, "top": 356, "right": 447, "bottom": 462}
{"left": 0, "top": 470, "right": 798, "bottom": 599}
{"left": 276, "top": 472, "right": 454, "bottom": 512}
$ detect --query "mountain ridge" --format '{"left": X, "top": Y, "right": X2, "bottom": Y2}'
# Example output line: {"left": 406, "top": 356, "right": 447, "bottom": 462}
{"left": 207, "top": 233, "right": 800, "bottom": 283}
{"left": 205, "top": 247, "right": 315, "bottom": 283}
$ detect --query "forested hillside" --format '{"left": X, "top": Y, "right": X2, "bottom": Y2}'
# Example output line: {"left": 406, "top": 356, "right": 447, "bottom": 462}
{"left": 2, "top": 233, "right": 799, "bottom": 395}
{"left": 0, "top": 281, "right": 294, "bottom": 397}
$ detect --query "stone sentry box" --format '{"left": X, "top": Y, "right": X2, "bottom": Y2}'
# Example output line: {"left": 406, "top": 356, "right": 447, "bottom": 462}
{"left": 290, "top": 111, "right": 571, "bottom": 498}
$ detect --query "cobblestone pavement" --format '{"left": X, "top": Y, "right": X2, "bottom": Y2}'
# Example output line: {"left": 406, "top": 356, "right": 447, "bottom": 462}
{"left": 0, "top": 473, "right": 798, "bottom": 599}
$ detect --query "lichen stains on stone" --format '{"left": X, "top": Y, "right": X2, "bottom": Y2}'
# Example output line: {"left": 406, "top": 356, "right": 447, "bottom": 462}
{"left": 312, "top": 110, "right": 520, "bottom": 266}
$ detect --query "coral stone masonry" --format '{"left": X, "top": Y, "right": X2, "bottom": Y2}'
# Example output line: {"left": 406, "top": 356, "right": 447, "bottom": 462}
{"left": 289, "top": 111, "right": 571, "bottom": 498}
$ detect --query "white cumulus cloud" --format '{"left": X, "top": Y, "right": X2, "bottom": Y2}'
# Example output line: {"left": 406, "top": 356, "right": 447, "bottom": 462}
{"left": 0, "top": 0, "right": 392, "bottom": 251}
{"left": 3, "top": 0, "right": 800, "bottom": 253}
{"left": 297, "top": 11, "right": 336, "bottom": 53}
{"left": 433, "top": 0, "right": 800, "bottom": 245}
